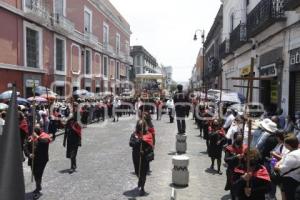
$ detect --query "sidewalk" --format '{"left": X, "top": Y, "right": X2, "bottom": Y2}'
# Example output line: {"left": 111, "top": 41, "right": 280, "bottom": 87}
{"left": 170, "top": 118, "right": 228, "bottom": 200}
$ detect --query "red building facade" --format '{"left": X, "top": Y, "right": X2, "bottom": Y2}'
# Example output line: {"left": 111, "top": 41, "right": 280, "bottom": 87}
{"left": 0, "top": 0, "right": 133, "bottom": 97}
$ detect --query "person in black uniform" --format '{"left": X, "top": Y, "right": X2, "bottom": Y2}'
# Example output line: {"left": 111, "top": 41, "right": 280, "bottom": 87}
{"left": 173, "top": 84, "right": 189, "bottom": 134}
{"left": 24, "top": 126, "right": 51, "bottom": 198}
{"left": 63, "top": 115, "right": 82, "bottom": 173}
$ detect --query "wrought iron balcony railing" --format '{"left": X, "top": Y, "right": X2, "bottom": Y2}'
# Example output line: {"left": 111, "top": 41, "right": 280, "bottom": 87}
{"left": 219, "top": 39, "right": 231, "bottom": 59}
{"left": 52, "top": 13, "right": 75, "bottom": 34}
{"left": 84, "top": 31, "right": 99, "bottom": 46}
{"left": 284, "top": 0, "right": 300, "bottom": 10}
{"left": 247, "top": 0, "right": 286, "bottom": 38}
{"left": 230, "top": 23, "right": 248, "bottom": 52}
{"left": 24, "top": 0, "right": 50, "bottom": 24}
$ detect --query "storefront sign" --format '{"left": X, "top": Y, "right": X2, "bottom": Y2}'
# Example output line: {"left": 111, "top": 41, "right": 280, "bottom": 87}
{"left": 259, "top": 64, "right": 277, "bottom": 78}
{"left": 290, "top": 48, "right": 300, "bottom": 66}
{"left": 240, "top": 65, "right": 251, "bottom": 76}
{"left": 25, "top": 80, "right": 39, "bottom": 87}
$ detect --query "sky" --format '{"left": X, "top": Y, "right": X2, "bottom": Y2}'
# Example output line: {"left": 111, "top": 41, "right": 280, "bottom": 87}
{"left": 109, "top": 0, "right": 222, "bottom": 83}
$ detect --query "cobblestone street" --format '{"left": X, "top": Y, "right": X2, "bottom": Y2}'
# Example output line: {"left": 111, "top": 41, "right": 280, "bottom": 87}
{"left": 24, "top": 115, "right": 230, "bottom": 200}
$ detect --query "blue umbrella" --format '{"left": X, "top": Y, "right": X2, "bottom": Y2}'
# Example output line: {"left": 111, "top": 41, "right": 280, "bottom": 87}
{"left": 17, "top": 97, "right": 29, "bottom": 106}
{"left": 0, "top": 90, "right": 20, "bottom": 100}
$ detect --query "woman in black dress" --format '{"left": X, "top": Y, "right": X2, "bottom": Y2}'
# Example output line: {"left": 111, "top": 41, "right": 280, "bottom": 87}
{"left": 208, "top": 120, "right": 226, "bottom": 174}
{"left": 63, "top": 116, "right": 82, "bottom": 173}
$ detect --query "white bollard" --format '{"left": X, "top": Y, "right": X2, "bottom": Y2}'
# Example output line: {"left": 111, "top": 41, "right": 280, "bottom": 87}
{"left": 172, "top": 155, "right": 189, "bottom": 187}
{"left": 176, "top": 134, "right": 187, "bottom": 154}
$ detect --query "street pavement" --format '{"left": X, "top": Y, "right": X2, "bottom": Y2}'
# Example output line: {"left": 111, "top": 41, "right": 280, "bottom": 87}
{"left": 24, "top": 114, "right": 232, "bottom": 200}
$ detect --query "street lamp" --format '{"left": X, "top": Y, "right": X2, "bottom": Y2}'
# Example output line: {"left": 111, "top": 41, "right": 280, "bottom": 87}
{"left": 193, "top": 29, "right": 206, "bottom": 100}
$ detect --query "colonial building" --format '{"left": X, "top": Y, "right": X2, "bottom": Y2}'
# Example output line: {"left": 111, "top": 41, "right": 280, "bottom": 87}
{"left": 0, "top": 0, "right": 133, "bottom": 97}
{"left": 220, "top": 0, "right": 300, "bottom": 115}
{"left": 190, "top": 48, "right": 204, "bottom": 91}
{"left": 203, "top": 5, "right": 223, "bottom": 89}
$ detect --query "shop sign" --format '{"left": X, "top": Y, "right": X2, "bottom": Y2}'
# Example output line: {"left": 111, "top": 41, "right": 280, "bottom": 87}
{"left": 240, "top": 65, "right": 251, "bottom": 76}
{"left": 25, "top": 80, "right": 39, "bottom": 87}
{"left": 259, "top": 64, "right": 277, "bottom": 78}
{"left": 290, "top": 48, "right": 300, "bottom": 66}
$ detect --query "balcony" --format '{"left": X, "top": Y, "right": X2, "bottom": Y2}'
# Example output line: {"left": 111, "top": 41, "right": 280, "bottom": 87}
{"left": 52, "top": 13, "right": 75, "bottom": 34}
{"left": 230, "top": 23, "right": 248, "bottom": 52}
{"left": 219, "top": 39, "right": 231, "bottom": 59}
{"left": 24, "top": 1, "right": 50, "bottom": 24}
{"left": 247, "top": 0, "right": 286, "bottom": 38}
{"left": 284, "top": 0, "right": 300, "bottom": 10}
{"left": 126, "top": 56, "right": 133, "bottom": 65}
{"left": 84, "top": 31, "right": 98, "bottom": 47}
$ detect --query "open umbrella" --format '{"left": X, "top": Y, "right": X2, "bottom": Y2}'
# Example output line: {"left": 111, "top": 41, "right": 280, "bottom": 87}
{"left": 40, "top": 94, "right": 56, "bottom": 101}
{"left": 27, "top": 96, "right": 47, "bottom": 103}
{"left": 0, "top": 90, "right": 20, "bottom": 100}
{"left": 0, "top": 103, "right": 8, "bottom": 110}
{"left": 17, "top": 97, "right": 30, "bottom": 106}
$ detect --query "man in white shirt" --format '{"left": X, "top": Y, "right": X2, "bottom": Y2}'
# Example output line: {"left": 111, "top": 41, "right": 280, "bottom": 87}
{"left": 223, "top": 109, "right": 235, "bottom": 132}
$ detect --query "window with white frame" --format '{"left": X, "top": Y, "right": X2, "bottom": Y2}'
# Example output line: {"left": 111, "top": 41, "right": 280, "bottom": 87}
{"left": 54, "top": 0, "right": 65, "bottom": 16}
{"left": 85, "top": 49, "right": 92, "bottom": 74}
{"left": 116, "top": 33, "right": 120, "bottom": 54}
{"left": 54, "top": 36, "right": 66, "bottom": 72}
{"left": 103, "top": 56, "right": 108, "bottom": 77}
{"left": 84, "top": 7, "right": 92, "bottom": 33}
{"left": 116, "top": 61, "right": 120, "bottom": 80}
{"left": 24, "top": 22, "right": 42, "bottom": 68}
{"left": 103, "top": 23, "right": 109, "bottom": 47}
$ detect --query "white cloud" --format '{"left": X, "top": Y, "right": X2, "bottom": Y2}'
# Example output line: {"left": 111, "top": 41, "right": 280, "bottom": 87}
{"left": 109, "top": 0, "right": 222, "bottom": 82}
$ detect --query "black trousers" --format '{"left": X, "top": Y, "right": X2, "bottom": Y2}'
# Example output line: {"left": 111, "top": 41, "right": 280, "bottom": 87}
{"left": 33, "top": 161, "right": 48, "bottom": 191}
{"left": 282, "top": 177, "right": 300, "bottom": 200}
{"left": 138, "top": 159, "right": 149, "bottom": 189}
{"left": 176, "top": 119, "right": 186, "bottom": 134}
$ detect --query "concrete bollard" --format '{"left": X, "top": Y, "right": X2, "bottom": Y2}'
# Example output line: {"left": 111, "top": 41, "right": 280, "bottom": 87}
{"left": 176, "top": 134, "right": 187, "bottom": 154}
{"left": 172, "top": 155, "right": 189, "bottom": 187}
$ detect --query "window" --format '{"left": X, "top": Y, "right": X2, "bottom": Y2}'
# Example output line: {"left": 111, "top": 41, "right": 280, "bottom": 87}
{"left": 54, "top": 36, "right": 66, "bottom": 72}
{"left": 24, "top": 22, "right": 42, "bottom": 69}
{"left": 85, "top": 49, "right": 92, "bottom": 74}
{"left": 84, "top": 7, "right": 92, "bottom": 32}
{"left": 230, "top": 13, "right": 234, "bottom": 32}
{"left": 116, "top": 62, "right": 120, "bottom": 80}
{"left": 54, "top": 0, "right": 65, "bottom": 16}
{"left": 103, "top": 56, "right": 108, "bottom": 77}
{"left": 116, "top": 33, "right": 120, "bottom": 54}
{"left": 103, "top": 23, "right": 109, "bottom": 47}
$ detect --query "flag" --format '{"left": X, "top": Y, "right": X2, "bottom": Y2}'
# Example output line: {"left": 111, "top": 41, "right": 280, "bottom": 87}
{"left": 0, "top": 85, "right": 25, "bottom": 200}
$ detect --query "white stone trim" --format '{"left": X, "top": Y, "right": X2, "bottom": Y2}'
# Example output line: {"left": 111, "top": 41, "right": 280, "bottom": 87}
{"left": 23, "top": 20, "right": 43, "bottom": 70}
{"left": 54, "top": 34, "right": 67, "bottom": 75}
{"left": 0, "top": 63, "right": 46, "bottom": 73}
{"left": 103, "top": 22, "right": 109, "bottom": 46}
{"left": 84, "top": 6, "right": 93, "bottom": 33}
{"left": 70, "top": 43, "right": 81, "bottom": 75}
{"left": 53, "top": 0, "right": 66, "bottom": 16}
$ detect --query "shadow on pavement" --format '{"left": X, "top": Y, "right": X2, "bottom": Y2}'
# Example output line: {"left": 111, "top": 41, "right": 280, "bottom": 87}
{"left": 58, "top": 169, "right": 71, "bottom": 174}
{"left": 220, "top": 194, "right": 231, "bottom": 200}
{"left": 123, "top": 187, "right": 149, "bottom": 198}
{"left": 169, "top": 183, "right": 188, "bottom": 189}
{"left": 168, "top": 151, "right": 176, "bottom": 155}
{"left": 205, "top": 168, "right": 218, "bottom": 175}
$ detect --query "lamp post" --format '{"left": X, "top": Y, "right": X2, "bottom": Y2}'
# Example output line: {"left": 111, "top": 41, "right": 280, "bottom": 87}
{"left": 193, "top": 29, "right": 206, "bottom": 100}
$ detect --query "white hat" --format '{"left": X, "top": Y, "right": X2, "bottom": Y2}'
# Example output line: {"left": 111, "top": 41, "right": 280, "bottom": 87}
{"left": 259, "top": 118, "right": 278, "bottom": 133}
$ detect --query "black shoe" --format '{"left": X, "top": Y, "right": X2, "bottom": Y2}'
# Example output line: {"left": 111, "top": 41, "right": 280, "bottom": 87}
{"left": 69, "top": 168, "right": 75, "bottom": 174}
{"left": 139, "top": 189, "right": 145, "bottom": 196}
{"left": 217, "top": 171, "right": 223, "bottom": 175}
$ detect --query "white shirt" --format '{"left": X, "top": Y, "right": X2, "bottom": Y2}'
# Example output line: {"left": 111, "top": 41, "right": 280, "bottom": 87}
{"left": 223, "top": 114, "right": 235, "bottom": 129}
{"left": 166, "top": 100, "right": 174, "bottom": 109}
{"left": 273, "top": 143, "right": 289, "bottom": 157}
{"left": 0, "top": 118, "right": 5, "bottom": 136}
{"left": 226, "top": 122, "right": 239, "bottom": 141}
{"left": 279, "top": 149, "right": 300, "bottom": 182}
